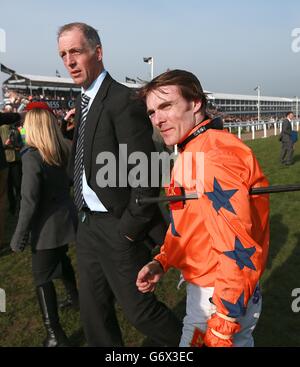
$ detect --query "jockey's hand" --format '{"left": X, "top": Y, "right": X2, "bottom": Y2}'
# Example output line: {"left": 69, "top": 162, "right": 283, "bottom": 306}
{"left": 136, "top": 260, "right": 164, "bottom": 293}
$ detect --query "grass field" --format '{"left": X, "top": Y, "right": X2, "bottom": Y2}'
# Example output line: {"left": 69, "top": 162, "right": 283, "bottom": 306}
{"left": 0, "top": 134, "right": 300, "bottom": 347}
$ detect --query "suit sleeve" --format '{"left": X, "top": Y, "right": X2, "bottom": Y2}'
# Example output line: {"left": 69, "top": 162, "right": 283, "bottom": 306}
{"left": 10, "top": 151, "right": 42, "bottom": 249}
{"left": 199, "top": 149, "right": 269, "bottom": 319}
{"left": 113, "top": 95, "right": 160, "bottom": 240}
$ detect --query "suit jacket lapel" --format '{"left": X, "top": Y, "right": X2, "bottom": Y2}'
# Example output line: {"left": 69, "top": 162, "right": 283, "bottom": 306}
{"left": 83, "top": 72, "right": 113, "bottom": 181}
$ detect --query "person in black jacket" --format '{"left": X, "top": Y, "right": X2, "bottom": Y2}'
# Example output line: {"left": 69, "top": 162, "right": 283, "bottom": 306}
{"left": 280, "top": 111, "right": 294, "bottom": 165}
{"left": 0, "top": 112, "right": 22, "bottom": 249}
{"left": 10, "top": 105, "right": 78, "bottom": 347}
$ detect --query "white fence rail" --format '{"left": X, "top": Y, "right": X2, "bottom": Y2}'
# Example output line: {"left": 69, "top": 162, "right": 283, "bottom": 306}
{"left": 224, "top": 120, "right": 300, "bottom": 140}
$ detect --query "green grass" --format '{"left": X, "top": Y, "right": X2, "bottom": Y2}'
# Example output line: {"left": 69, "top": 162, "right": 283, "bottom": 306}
{"left": 246, "top": 136, "right": 300, "bottom": 346}
{"left": 0, "top": 135, "right": 300, "bottom": 346}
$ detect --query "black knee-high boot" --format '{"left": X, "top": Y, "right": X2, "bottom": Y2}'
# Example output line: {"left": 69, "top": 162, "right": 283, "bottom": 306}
{"left": 36, "top": 282, "right": 70, "bottom": 347}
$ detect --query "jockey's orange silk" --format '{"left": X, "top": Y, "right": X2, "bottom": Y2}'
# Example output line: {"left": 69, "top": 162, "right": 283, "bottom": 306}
{"left": 155, "top": 120, "right": 270, "bottom": 319}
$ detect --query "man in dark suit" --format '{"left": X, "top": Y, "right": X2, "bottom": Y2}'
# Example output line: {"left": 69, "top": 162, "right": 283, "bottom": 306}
{"left": 57, "top": 22, "right": 181, "bottom": 346}
{"left": 280, "top": 111, "right": 294, "bottom": 165}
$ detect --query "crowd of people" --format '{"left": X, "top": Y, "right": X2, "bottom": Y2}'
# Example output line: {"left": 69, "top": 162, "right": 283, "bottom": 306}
{"left": 0, "top": 95, "right": 76, "bottom": 250}
{"left": 2, "top": 89, "right": 77, "bottom": 120}
{"left": 0, "top": 22, "right": 271, "bottom": 348}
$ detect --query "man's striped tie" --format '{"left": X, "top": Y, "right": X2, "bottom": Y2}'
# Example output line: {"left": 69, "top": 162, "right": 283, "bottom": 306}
{"left": 74, "top": 93, "right": 90, "bottom": 211}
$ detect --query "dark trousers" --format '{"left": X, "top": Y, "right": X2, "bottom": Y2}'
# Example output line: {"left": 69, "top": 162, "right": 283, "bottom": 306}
{"left": 76, "top": 211, "right": 182, "bottom": 347}
{"left": 280, "top": 140, "right": 294, "bottom": 164}
{"left": 7, "top": 161, "right": 22, "bottom": 214}
{"left": 32, "top": 245, "right": 76, "bottom": 288}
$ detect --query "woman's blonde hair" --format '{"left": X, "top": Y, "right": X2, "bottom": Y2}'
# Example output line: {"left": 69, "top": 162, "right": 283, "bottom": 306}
{"left": 24, "top": 109, "right": 70, "bottom": 166}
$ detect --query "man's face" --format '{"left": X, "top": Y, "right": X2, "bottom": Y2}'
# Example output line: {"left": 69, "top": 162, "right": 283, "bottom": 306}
{"left": 146, "top": 85, "right": 202, "bottom": 146}
{"left": 58, "top": 28, "right": 103, "bottom": 90}
{"left": 288, "top": 113, "right": 295, "bottom": 121}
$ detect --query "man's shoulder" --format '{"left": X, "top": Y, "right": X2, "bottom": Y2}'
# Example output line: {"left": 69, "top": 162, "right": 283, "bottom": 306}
{"left": 108, "top": 77, "right": 135, "bottom": 98}
{"left": 201, "top": 129, "right": 254, "bottom": 161}
{"left": 104, "top": 77, "right": 142, "bottom": 113}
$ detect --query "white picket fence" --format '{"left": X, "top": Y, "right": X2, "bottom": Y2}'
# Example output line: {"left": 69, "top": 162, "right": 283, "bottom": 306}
{"left": 224, "top": 120, "right": 300, "bottom": 140}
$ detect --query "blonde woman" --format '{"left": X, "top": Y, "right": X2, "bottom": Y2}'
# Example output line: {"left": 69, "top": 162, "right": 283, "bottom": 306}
{"left": 10, "top": 103, "right": 78, "bottom": 347}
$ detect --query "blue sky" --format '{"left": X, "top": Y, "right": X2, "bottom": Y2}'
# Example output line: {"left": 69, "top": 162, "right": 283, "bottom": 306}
{"left": 1, "top": 0, "right": 300, "bottom": 97}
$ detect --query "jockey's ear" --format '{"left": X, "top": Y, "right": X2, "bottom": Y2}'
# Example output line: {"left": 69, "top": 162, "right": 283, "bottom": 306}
{"left": 192, "top": 100, "right": 202, "bottom": 115}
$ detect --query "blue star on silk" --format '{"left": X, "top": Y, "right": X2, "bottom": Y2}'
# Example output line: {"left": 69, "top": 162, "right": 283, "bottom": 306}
{"left": 221, "top": 292, "right": 246, "bottom": 318}
{"left": 170, "top": 211, "right": 180, "bottom": 237}
{"left": 224, "top": 237, "right": 256, "bottom": 271}
{"left": 205, "top": 178, "right": 238, "bottom": 214}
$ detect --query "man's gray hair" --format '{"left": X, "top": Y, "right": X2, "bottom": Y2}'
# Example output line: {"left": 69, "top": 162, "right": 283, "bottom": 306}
{"left": 57, "top": 22, "right": 102, "bottom": 49}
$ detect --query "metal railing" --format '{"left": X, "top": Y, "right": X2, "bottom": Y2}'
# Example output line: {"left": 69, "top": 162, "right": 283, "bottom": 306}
{"left": 224, "top": 120, "right": 300, "bottom": 140}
